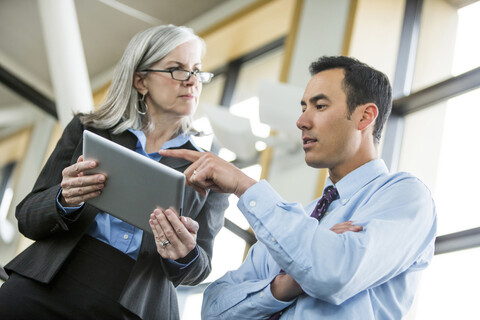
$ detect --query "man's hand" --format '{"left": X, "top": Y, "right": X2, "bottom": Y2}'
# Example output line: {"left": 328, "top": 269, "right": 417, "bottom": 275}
{"left": 329, "top": 221, "right": 363, "bottom": 234}
{"left": 270, "top": 273, "right": 303, "bottom": 302}
{"left": 158, "top": 149, "right": 256, "bottom": 197}
{"left": 270, "top": 221, "right": 363, "bottom": 301}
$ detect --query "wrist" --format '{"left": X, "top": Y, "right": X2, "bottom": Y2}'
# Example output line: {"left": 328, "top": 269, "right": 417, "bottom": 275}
{"left": 234, "top": 177, "right": 256, "bottom": 198}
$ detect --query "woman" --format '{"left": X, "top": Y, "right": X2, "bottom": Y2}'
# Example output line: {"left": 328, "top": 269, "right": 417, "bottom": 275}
{"left": 0, "top": 25, "right": 228, "bottom": 319}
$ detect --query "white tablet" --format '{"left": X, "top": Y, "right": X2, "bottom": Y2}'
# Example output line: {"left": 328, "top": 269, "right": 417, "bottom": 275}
{"left": 82, "top": 130, "right": 185, "bottom": 233}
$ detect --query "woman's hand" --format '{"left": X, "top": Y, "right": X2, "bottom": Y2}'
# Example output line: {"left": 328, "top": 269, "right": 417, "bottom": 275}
{"left": 149, "top": 208, "right": 199, "bottom": 260}
{"left": 60, "top": 155, "right": 106, "bottom": 207}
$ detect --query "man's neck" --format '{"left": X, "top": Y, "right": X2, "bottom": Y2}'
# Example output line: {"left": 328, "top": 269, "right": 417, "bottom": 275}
{"left": 328, "top": 143, "right": 378, "bottom": 184}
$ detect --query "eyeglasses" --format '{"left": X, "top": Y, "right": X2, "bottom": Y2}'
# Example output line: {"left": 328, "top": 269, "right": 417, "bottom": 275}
{"left": 141, "top": 68, "right": 214, "bottom": 83}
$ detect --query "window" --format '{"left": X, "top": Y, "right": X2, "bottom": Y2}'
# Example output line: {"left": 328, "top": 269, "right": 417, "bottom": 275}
{"left": 399, "top": 1, "right": 480, "bottom": 318}
{"left": 412, "top": 247, "right": 480, "bottom": 319}
{"left": 399, "top": 0, "right": 480, "bottom": 236}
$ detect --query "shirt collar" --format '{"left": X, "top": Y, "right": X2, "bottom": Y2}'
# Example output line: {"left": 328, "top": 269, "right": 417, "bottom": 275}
{"left": 325, "top": 159, "right": 389, "bottom": 202}
{"left": 127, "top": 129, "right": 203, "bottom": 152}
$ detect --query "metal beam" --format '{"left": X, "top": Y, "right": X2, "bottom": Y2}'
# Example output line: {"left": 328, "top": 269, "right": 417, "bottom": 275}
{"left": 435, "top": 227, "right": 480, "bottom": 255}
{"left": 392, "top": 0, "right": 423, "bottom": 99}
{"left": 0, "top": 64, "right": 57, "bottom": 118}
{"left": 382, "top": 0, "right": 423, "bottom": 171}
{"left": 223, "top": 218, "right": 256, "bottom": 245}
{"left": 392, "top": 66, "right": 480, "bottom": 116}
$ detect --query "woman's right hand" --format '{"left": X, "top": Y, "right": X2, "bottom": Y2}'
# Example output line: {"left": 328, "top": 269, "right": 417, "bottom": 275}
{"left": 60, "top": 155, "right": 106, "bottom": 207}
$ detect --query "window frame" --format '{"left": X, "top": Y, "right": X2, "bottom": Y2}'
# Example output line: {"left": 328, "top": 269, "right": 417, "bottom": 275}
{"left": 383, "top": 0, "right": 480, "bottom": 255}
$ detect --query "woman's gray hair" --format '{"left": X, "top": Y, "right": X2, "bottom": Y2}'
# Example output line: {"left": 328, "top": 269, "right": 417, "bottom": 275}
{"left": 81, "top": 25, "right": 206, "bottom": 135}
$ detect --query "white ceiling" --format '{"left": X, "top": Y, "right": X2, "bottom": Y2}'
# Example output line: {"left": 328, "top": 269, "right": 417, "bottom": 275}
{"left": 0, "top": 0, "right": 260, "bottom": 137}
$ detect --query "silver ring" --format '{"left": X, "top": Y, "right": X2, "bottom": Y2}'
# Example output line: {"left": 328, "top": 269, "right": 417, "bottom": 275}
{"left": 161, "top": 240, "right": 170, "bottom": 248}
{"left": 193, "top": 170, "right": 197, "bottom": 176}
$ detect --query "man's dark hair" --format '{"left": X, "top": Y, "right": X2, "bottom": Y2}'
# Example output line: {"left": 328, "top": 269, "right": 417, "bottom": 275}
{"left": 309, "top": 56, "right": 392, "bottom": 143}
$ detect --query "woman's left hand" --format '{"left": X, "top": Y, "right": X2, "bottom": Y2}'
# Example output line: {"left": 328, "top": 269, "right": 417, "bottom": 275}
{"left": 149, "top": 208, "right": 199, "bottom": 260}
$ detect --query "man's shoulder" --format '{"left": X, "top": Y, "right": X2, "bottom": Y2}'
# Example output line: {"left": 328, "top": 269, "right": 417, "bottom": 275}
{"left": 373, "top": 170, "right": 433, "bottom": 201}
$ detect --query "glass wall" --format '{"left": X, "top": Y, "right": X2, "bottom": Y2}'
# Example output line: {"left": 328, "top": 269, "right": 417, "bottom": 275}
{"left": 400, "top": 1, "right": 480, "bottom": 318}
{"left": 401, "top": 0, "right": 480, "bottom": 236}
{"left": 414, "top": 247, "right": 480, "bottom": 319}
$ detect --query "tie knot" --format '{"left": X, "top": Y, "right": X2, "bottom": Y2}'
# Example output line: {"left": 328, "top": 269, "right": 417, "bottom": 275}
{"left": 323, "top": 186, "right": 339, "bottom": 203}
{"left": 310, "top": 186, "right": 339, "bottom": 221}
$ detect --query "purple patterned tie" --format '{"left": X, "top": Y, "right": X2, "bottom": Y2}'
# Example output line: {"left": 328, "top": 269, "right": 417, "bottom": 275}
{"left": 310, "top": 186, "right": 339, "bottom": 221}
{"left": 268, "top": 186, "right": 339, "bottom": 320}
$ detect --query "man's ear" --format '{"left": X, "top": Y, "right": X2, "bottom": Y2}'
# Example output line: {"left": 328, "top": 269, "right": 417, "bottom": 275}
{"left": 133, "top": 72, "right": 147, "bottom": 95}
{"left": 358, "top": 103, "right": 378, "bottom": 131}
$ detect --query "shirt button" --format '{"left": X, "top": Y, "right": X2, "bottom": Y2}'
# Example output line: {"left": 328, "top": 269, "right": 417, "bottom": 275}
{"left": 271, "top": 237, "right": 276, "bottom": 242}
{"left": 249, "top": 200, "right": 256, "bottom": 207}
{"left": 259, "top": 291, "right": 264, "bottom": 298}
{"left": 123, "top": 234, "right": 129, "bottom": 240}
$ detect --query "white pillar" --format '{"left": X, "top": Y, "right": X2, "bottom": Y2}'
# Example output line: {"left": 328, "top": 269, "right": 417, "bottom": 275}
{"left": 37, "top": 0, "right": 94, "bottom": 128}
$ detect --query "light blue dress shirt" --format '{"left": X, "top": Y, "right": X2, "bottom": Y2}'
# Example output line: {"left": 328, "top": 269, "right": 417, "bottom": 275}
{"left": 58, "top": 129, "right": 203, "bottom": 262}
{"left": 202, "top": 159, "right": 437, "bottom": 319}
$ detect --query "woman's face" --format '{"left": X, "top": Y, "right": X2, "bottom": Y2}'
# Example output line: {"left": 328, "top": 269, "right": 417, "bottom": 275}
{"left": 136, "top": 40, "right": 203, "bottom": 119}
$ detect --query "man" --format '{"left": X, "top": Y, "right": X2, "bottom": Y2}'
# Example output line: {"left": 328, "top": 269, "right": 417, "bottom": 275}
{"left": 160, "top": 56, "right": 437, "bottom": 319}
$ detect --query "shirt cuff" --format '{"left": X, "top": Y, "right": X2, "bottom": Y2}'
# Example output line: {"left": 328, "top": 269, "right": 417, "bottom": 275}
{"left": 56, "top": 188, "right": 83, "bottom": 216}
{"left": 165, "top": 245, "right": 199, "bottom": 270}
{"left": 237, "top": 180, "right": 285, "bottom": 224}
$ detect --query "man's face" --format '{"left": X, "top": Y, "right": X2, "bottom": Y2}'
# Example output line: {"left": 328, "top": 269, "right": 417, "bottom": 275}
{"left": 297, "top": 68, "right": 361, "bottom": 171}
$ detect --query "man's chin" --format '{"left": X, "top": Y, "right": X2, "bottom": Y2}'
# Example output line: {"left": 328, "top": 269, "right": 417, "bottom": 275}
{"left": 304, "top": 157, "right": 325, "bottom": 169}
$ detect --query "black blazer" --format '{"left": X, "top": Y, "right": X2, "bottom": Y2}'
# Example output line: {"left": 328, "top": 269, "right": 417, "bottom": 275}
{"left": 5, "top": 115, "right": 229, "bottom": 320}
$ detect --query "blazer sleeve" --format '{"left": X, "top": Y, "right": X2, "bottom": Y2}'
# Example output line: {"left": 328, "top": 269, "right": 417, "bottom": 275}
{"left": 15, "top": 115, "right": 85, "bottom": 240}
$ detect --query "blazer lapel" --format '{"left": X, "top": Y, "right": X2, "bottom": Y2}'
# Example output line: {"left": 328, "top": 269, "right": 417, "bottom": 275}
{"left": 159, "top": 140, "right": 199, "bottom": 169}
{"left": 109, "top": 128, "right": 138, "bottom": 151}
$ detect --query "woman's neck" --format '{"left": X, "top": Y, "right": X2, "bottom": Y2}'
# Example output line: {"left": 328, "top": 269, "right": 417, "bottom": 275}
{"left": 143, "top": 113, "right": 183, "bottom": 153}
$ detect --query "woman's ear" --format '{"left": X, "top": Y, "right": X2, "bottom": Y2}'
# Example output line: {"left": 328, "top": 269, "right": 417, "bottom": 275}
{"left": 133, "top": 72, "right": 147, "bottom": 95}
{"left": 358, "top": 103, "right": 378, "bottom": 131}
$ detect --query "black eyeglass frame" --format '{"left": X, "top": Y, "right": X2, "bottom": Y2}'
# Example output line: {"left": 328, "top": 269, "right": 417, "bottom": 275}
{"left": 141, "top": 68, "right": 214, "bottom": 83}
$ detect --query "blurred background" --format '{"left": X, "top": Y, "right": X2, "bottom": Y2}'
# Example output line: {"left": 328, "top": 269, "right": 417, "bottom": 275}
{"left": 0, "top": 0, "right": 479, "bottom": 319}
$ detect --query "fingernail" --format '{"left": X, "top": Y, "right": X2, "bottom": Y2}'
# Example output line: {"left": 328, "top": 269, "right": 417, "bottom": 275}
{"left": 181, "top": 216, "right": 187, "bottom": 223}
{"left": 90, "top": 161, "right": 96, "bottom": 167}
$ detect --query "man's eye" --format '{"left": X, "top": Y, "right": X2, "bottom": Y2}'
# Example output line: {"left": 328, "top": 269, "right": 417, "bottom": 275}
{"left": 316, "top": 105, "right": 327, "bottom": 110}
